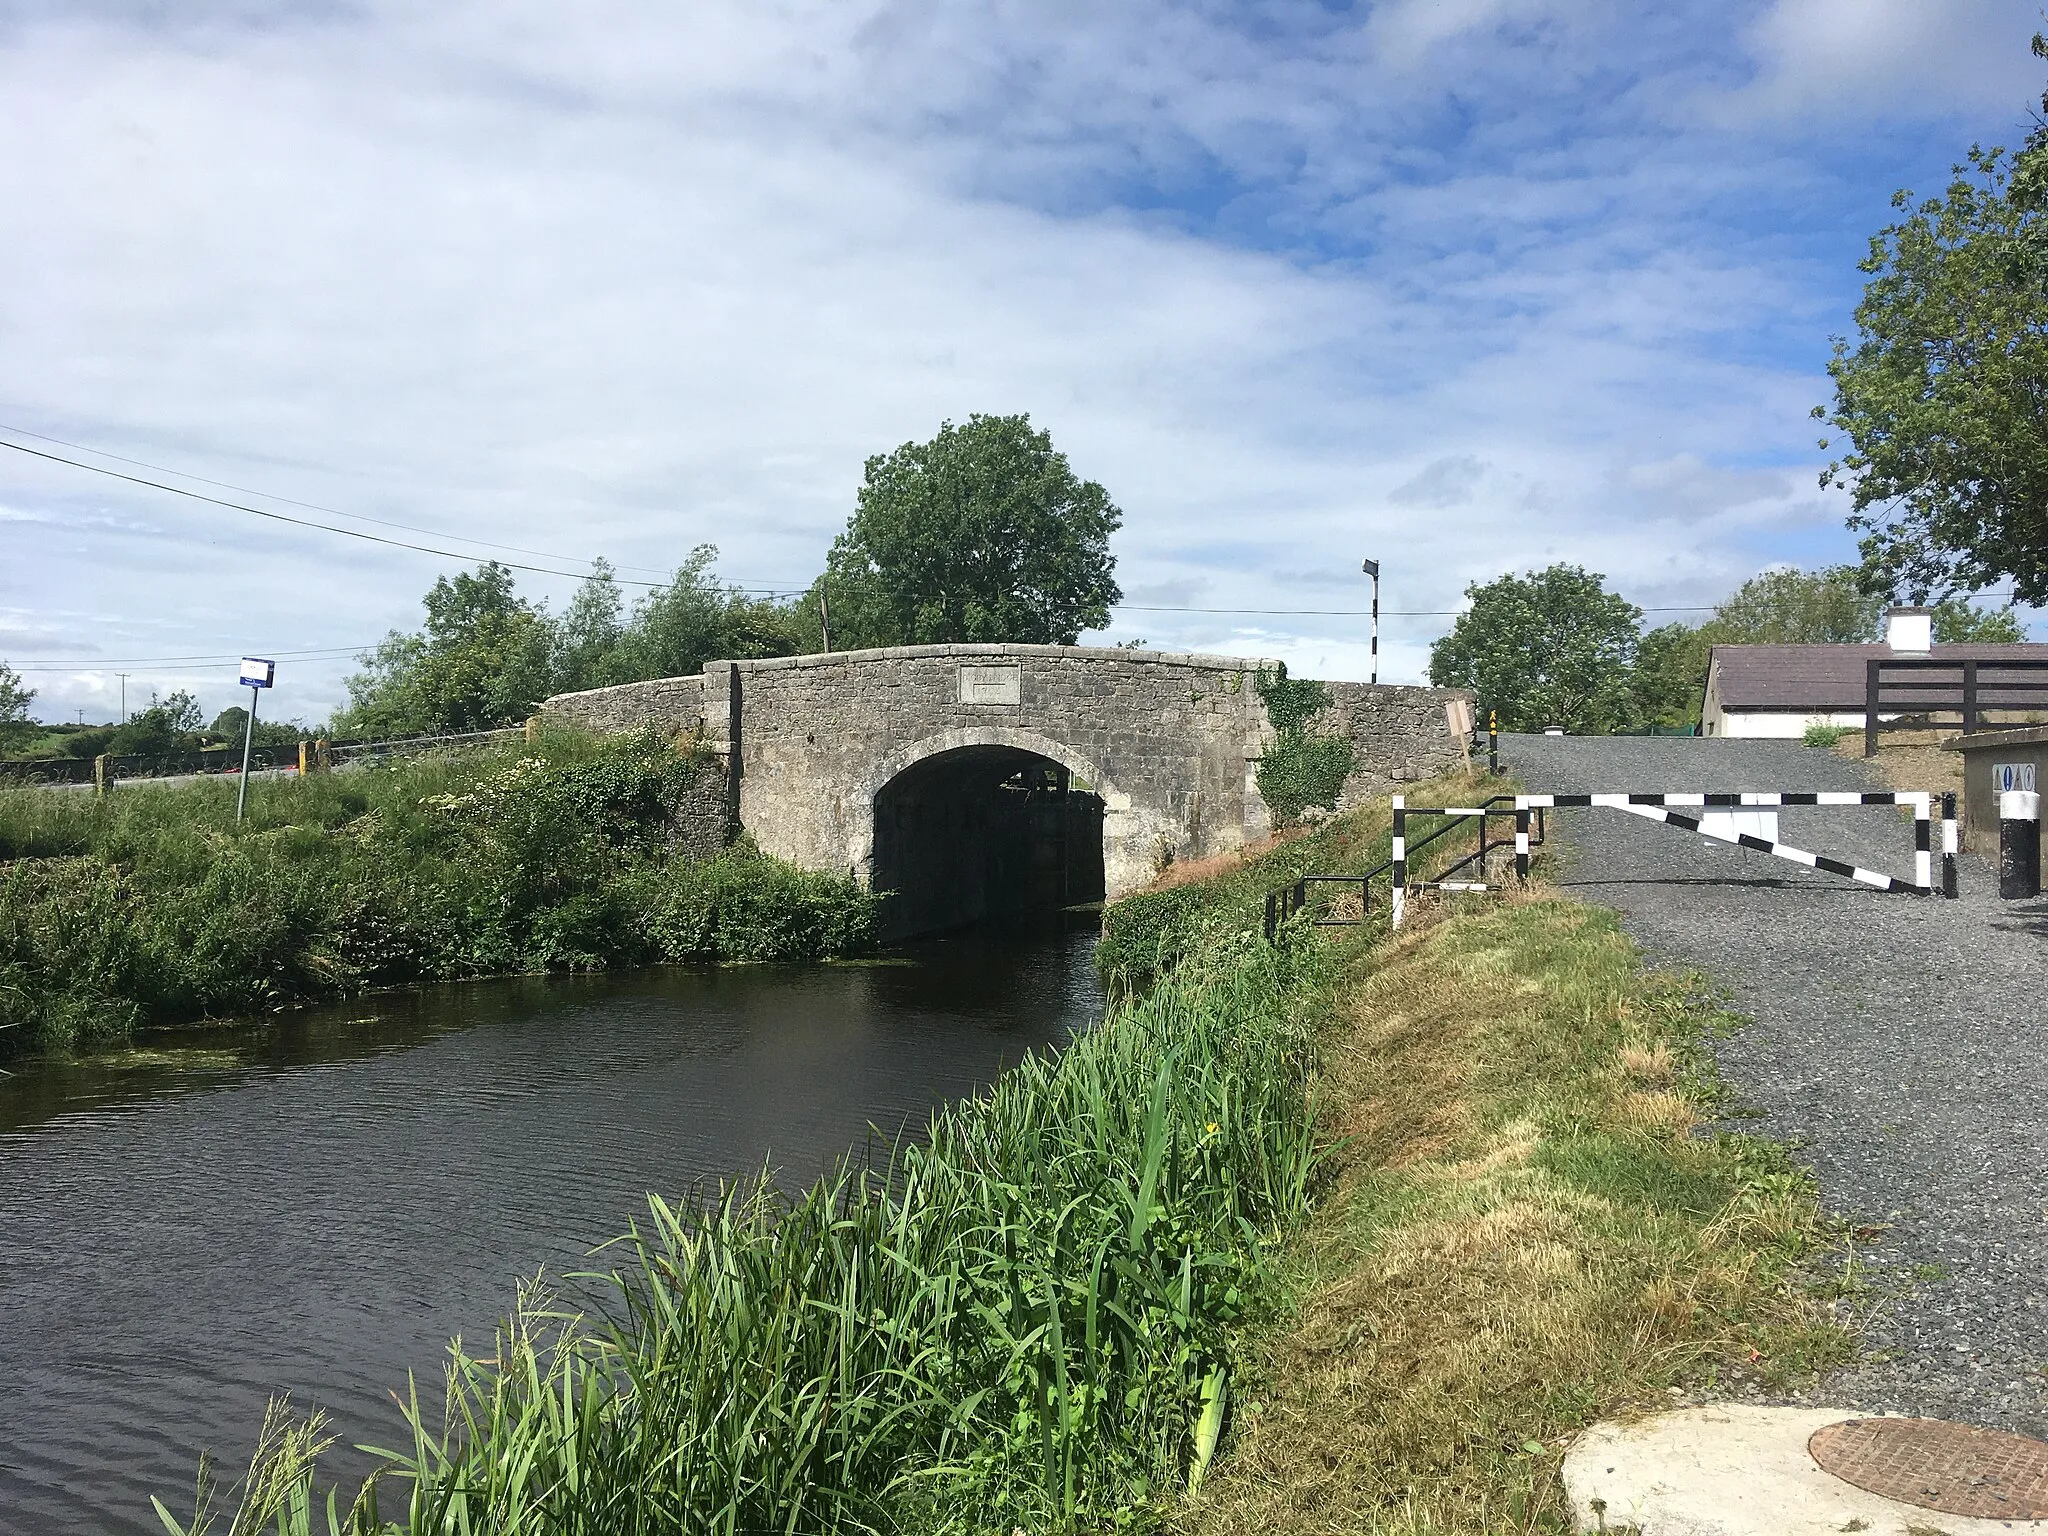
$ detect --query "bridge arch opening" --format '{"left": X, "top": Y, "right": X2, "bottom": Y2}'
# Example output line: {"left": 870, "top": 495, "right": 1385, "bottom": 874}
{"left": 870, "top": 741, "right": 1107, "bottom": 940}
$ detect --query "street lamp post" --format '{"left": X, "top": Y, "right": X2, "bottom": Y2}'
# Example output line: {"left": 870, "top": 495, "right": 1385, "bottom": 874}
{"left": 1361, "top": 558, "right": 1380, "bottom": 685}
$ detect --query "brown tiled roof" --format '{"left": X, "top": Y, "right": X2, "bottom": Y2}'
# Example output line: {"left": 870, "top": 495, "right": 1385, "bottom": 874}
{"left": 1709, "top": 643, "right": 2048, "bottom": 711}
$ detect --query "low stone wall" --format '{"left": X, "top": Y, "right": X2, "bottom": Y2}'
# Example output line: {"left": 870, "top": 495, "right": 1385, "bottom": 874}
{"left": 1317, "top": 682, "right": 1474, "bottom": 807}
{"left": 546, "top": 673, "right": 708, "bottom": 735}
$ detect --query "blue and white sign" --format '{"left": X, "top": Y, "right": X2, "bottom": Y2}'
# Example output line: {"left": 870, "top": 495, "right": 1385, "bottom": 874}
{"left": 239, "top": 657, "right": 276, "bottom": 689}
{"left": 1992, "top": 762, "right": 2037, "bottom": 794}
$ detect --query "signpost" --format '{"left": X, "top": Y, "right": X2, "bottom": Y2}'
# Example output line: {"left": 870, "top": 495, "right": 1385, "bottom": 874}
{"left": 236, "top": 658, "right": 275, "bottom": 822}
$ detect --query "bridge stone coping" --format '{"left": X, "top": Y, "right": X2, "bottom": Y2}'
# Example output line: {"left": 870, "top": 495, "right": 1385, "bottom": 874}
{"left": 543, "top": 643, "right": 1472, "bottom": 901}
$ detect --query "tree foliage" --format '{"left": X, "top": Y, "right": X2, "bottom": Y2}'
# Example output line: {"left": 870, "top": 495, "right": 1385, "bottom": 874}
{"left": 1710, "top": 565, "right": 1882, "bottom": 644}
{"left": 0, "top": 662, "right": 34, "bottom": 754}
{"left": 1821, "top": 42, "right": 2048, "bottom": 604}
{"left": 819, "top": 413, "right": 1121, "bottom": 649}
{"left": 1427, "top": 565, "right": 1642, "bottom": 733}
{"left": 1931, "top": 596, "right": 2028, "bottom": 642}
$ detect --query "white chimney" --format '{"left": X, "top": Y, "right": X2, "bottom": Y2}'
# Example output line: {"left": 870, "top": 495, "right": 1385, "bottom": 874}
{"left": 1886, "top": 606, "right": 1933, "bottom": 653}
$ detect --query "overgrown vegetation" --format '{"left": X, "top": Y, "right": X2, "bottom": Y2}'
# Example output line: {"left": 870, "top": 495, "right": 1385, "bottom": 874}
{"left": 1251, "top": 666, "right": 1355, "bottom": 828}
{"left": 0, "top": 728, "right": 875, "bottom": 1058}
{"left": 1184, "top": 895, "right": 1851, "bottom": 1536}
{"left": 159, "top": 910, "right": 1327, "bottom": 1535}
{"left": 1802, "top": 722, "right": 1853, "bottom": 748}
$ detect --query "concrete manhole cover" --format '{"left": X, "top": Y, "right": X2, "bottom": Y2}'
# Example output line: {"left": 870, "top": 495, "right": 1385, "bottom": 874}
{"left": 1808, "top": 1417, "right": 2048, "bottom": 1519}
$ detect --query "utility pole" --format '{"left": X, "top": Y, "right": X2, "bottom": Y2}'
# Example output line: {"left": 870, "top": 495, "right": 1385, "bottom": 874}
{"left": 818, "top": 583, "right": 832, "bottom": 654}
{"left": 117, "top": 673, "right": 129, "bottom": 722}
{"left": 1361, "top": 558, "right": 1380, "bottom": 685}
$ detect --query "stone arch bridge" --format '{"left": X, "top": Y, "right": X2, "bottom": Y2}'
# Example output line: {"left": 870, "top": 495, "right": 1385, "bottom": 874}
{"left": 544, "top": 645, "right": 1469, "bottom": 938}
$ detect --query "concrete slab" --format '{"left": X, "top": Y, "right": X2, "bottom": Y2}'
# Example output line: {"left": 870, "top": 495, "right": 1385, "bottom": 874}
{"left": 1561, "top": 1404, "right": 2048, "bottom": 1535}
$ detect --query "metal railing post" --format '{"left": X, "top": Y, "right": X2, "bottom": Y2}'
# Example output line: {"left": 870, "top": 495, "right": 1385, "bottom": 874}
{"left": 1264, "top": 889, "right": 1278, "bottom": 943}
{"left": 1962, "top": 660, "right": 1979, "bottom": 735}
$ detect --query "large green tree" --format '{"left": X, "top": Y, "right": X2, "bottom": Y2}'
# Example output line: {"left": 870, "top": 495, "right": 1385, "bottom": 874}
{"left": 1427, "top": 564, "right": 1641, "bottom": 733}
{"left": 1710, "top": 565, "right": 1882, "bottom": 643}
{"left": 818, "top": 413, "right": 1122, "bottom": 648}
{"left": 1820, "top": 38, "right": 2048, "bottom": 604}
{"left": 339, "top": 562, "right": 559, "bottom": 737}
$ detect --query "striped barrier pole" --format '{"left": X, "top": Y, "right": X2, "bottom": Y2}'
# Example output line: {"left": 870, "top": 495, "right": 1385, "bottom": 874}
{"left": 1943, "top": 791, "right": 1958, "bottom": 898}
{"left": 1391, "top": 795, "right": 1406, "bottom": 929}
{"left": 1913, "top": 795, "right": 1931, "bottom": 892}
{"left": 1514, "top": 805, "right": 1530, "bottom": 881}
{"left": 1517, "top": 791, "right": 1953, "bottom": 896}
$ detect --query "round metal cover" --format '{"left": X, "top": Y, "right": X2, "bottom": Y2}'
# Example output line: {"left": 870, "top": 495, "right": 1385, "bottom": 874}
{"left": 1808, "top": 1416, "right": 2048, "bottom": 1519}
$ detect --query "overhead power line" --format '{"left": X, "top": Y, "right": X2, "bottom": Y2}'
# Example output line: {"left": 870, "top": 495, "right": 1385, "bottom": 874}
{"left": 10, "top": 646, "right": 375, "bottom": 673}
{"left": 0, "top": 432, "right": 806, "bottom": 595}
{"left": 1112, "top": 604, "right": 1720, "bottom": 616}
{"left": 0, "top": 421, "right": 688, "bottom": 581}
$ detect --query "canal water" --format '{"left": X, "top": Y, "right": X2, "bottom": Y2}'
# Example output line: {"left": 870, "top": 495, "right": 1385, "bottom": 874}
{"left": 0, "top": 917, "right": 1101, "bottom": 1533}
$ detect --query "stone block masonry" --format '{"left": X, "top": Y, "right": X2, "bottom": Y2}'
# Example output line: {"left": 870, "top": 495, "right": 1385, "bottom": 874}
{"left": 543, "top": 645, "right": 1472, "bottom": 903}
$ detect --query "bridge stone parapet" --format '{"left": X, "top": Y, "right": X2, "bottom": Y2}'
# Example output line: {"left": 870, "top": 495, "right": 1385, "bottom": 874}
{"left": 543, "top": 644, "right": 1470, "bottom": 930}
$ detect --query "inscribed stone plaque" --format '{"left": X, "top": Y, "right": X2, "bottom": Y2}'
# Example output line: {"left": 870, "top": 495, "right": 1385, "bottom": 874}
{"left": 958, "top": 664, "right": 1022, "bottom": 705}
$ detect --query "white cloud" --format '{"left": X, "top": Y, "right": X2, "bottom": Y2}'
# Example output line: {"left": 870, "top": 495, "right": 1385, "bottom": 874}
{"left": 1708, "top": 0, "right": 2040, "bottom": 124}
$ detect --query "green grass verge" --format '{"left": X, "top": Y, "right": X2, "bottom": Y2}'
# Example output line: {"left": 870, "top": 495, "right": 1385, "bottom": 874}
{"left": 0, "top": 727, "right": 876, "bottom": 1057}
{"left": 1181, "top": 895, "right": 1854, "bottom": 1536}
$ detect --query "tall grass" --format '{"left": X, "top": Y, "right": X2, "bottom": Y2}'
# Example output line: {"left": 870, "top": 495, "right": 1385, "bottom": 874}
{"left": 0, "top": 728, "right": 876, "bottom": 1057}
{"left": 159, "top": 927, "right": 1327, "bottom": 1535}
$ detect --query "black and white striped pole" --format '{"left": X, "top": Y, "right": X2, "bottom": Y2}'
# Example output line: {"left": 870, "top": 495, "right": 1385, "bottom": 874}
{"left": 1362, "top": 557, "right": 1379, "bottom": 686}
{"left": 1943, "top": 790, "right": 1958, "bottom": 898}
{"left": 1390, "top": 793, "right": 1406, "bottom": 928}
{"left": 2001, "top": 787, "right": 2041, "bottom": 900}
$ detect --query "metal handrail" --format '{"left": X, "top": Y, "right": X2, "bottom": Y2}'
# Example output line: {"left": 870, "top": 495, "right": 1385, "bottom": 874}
{"left": 1262, "top": 794, "right": 1540, "bottom": 940}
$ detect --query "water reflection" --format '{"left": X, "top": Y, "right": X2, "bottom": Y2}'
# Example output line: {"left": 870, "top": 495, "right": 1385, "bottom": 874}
{"left": 0, "top": 915, "right": 1101, "bottom": 1534}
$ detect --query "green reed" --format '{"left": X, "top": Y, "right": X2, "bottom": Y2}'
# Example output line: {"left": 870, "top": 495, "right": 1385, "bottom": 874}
{"left": 158, "top": 928, "right": 1325, "bottom": 1536}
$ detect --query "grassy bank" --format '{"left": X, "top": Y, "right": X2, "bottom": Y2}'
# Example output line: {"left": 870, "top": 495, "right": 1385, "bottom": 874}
{"left": 0, "top": 728, "right": 876, "bottom": 1058}
{"left": 1183, "top": 894, "right": 1850, "bottom": 1536}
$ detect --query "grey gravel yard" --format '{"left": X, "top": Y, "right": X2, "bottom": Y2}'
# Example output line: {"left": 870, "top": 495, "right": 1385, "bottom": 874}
{"left": 1502, "top": 733, "right": 2048, "bottom": 1435}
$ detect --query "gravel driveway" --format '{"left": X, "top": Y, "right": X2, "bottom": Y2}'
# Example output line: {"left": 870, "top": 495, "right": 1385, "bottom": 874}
{"left": 1503, "top": 733, "right": 2048, "bottom": 1434}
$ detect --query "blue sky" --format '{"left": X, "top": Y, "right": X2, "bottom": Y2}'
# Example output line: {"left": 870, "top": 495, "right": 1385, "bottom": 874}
{"left": 1, "top": 0, "right": 2042, "bottom": 725}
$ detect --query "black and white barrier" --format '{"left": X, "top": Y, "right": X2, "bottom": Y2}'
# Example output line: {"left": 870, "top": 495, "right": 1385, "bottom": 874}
{"left": 2002, "top": 790, "right": 2042, "bottom": 900}
{"left": 1391, "top": 790, "right": 1958, "bottom": 928}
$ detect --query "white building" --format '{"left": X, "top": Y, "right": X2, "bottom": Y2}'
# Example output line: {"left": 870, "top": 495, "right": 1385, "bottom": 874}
{"left": 1700, "top": 607, "right": 2046, "bottom": 738}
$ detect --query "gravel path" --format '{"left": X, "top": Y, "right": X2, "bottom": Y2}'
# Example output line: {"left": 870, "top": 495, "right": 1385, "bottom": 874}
{"left": 1503, "top": 733, "right": 2048, "bottom": 1434}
